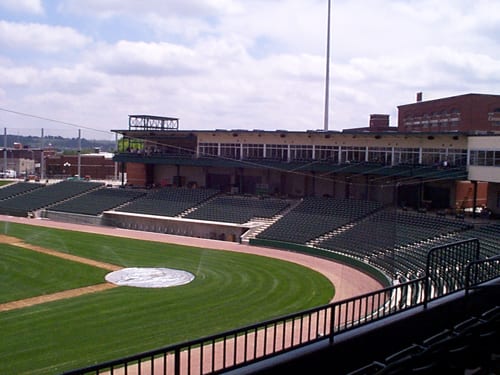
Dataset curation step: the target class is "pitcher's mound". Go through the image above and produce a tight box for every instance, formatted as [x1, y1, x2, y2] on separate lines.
[105, 267, 195, 288]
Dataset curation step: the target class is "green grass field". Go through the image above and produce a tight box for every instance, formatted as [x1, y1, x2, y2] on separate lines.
[0, 180, 14, 187]
[0, 222, 334, 375]
[0, 244, 107, 303]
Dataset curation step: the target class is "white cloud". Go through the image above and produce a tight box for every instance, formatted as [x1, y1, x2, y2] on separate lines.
[89, 40, 201, 76]
[0, 21, 91, 53]
[1, 0, 499, 137]
[0, 0, 43, 14]
[0, 63, 39, 86]
[57, 0, 241, 19]
[146, 14, 214, 42]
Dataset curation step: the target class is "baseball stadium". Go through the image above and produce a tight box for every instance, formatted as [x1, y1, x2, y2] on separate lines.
[0, 93, 499, 374]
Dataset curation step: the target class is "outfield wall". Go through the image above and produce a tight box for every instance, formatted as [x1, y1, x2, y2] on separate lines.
[102, 211, 248, 241]
[42, 209, 251, 242]
[42, 210, 104, 226]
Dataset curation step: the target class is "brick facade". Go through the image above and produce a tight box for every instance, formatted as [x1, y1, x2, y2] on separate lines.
[398, 93, 500, 133]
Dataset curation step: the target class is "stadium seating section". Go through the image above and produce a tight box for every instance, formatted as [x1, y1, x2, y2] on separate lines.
[316, 209, 472, 278]
[48, 187, 146, 216]
[256, 197, 384, 243]
[184, 195, 290, 223]
[0, 180, 103, 216]
[116, 186, 219, 217]
[0, 181, 45, 200]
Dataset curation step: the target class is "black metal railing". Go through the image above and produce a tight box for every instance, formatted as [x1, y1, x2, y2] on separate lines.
[62, 239, 498, 375]
[424, 238, 480, 306]
[465, 254, 500, 293]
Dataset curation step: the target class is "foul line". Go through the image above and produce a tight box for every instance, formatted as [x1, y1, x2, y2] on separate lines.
[0, 284, 117, 312]
[0, 235, 121, 312]
[0, 235, 121, 271]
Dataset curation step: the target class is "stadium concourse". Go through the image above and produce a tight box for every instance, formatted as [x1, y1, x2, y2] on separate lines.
[0, 214, 383, 304]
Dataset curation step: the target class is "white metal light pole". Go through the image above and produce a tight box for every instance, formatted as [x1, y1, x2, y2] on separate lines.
[3, 128, 7, 173]
[40, 128, 45, 180]
[77, 129, 81, 178]
[323, 0, 332, 131]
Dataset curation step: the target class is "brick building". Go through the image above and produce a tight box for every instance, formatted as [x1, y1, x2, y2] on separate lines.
[398, 93, 500, 133]
[45, 152, 117, 180]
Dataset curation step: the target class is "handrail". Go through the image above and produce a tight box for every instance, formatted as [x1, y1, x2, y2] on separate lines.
[465, 255, 500, 294]
[424, 238, 480, 306]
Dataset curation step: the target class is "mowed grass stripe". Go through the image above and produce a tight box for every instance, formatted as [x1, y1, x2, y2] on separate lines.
[0, 243, 109, 304]
[0, 222, 334, 375]
[0, 234, 121, 271]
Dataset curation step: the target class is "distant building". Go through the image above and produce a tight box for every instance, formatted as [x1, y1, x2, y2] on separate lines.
[45, 151, 117, 180]
[398, 93, 500, 133]
[0, 145, 49, 177]
[342, 114, 396, 133]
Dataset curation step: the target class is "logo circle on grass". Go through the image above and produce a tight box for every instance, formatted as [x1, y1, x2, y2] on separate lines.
[105, 267, 195, 288]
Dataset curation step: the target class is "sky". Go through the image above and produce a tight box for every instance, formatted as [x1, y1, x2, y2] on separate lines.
[0, 0, 499, 140]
